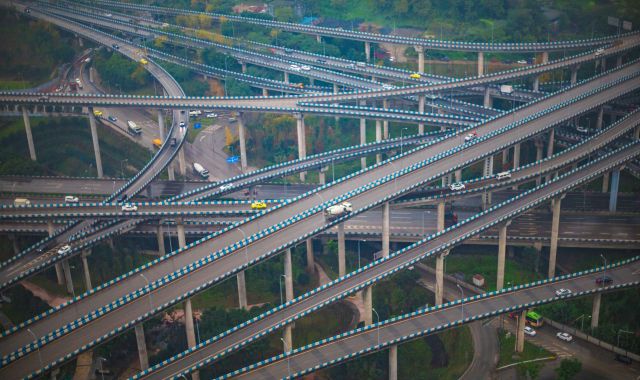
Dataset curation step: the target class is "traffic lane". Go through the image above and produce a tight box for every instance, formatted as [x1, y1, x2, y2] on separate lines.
[233, 263, 639, 379]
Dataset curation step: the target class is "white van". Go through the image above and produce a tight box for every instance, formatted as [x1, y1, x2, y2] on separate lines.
[496, 171, 511, 180]
[13, 198, 30, 206]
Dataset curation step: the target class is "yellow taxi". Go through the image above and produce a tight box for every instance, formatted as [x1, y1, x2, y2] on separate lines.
[139, 58, 149, 65]
[409, 73, 421, 79]
[93, 109, 103, 117]
[251, 201, 267, 210]
[152, 138, 162, 148]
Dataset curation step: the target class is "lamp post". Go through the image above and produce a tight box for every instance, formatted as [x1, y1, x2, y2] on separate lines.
[280, 337, 291, 378]
[400, 127, 408, 155]
[97, 357, 107, 380]
[27, 328, 44, 369]
[372, 307, 380, 346]
[456, 283, 464, 320]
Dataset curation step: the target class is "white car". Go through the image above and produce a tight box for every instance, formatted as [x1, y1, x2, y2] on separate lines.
[464, 132, 477, 142]
[524, 326, 537, 336]
[121, 203, 138, 212]
[576, 126, 589, 133]
[556, 332, 573, 342]
[206, 113, 218, 118]
[555, 288, 572, 297]
[300, 65, 311, 71]
[382, 84, 394, 90]
[57, 245, 71, 255]
[449, 182, 465, 191]
[289, 64, 301, 71]
[516, 60, 527, 64]
[219, 184, 234, 191]
[496, 171, 511, 180]
[64, 195, 79, 203]
[179, 121, 186, 127]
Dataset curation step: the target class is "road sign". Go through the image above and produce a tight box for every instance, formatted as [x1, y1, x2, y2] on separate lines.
[226, 156, 239, 163]
[622, 21, 632, 31]
[608, 16, 620, 27]
[194, 122, 201, 129]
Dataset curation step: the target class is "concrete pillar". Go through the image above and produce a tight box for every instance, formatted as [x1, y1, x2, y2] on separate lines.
[61, 259, 74, 294]
[360, 285, 372, 327]
[338, 223, 346, 277]
[178, 147, 186, 177]
[482, 156, 494, 209]
[241, 62, 247, 73]
[516, 310, 526, 353]
[262, 88, 269, 97]
[477, 51, 484, 77]
[183, 299, 200, 380]
[319, 170, 326, 185]
[238, 114, 248, 173]
[435, 253, 445, 306]
[376, 120, 382, 163]
[533, 52, 549, 92]
[365, 41, 371, 62]
[284, 71, 289, 84]
[333, 83, 339, 94]
[389, 344, 398, 380]
[21, 106, 36, 161]
[168, 165, 175, 181]
[591, 293, 601, 329]
[237, 270, 247, 309]
[382, 99, 389, 140]
[455, 169, 462, 182]
[437, 202, 445, 232]
[316, 35, 321, 43]
[283, 249, 294, 350]
[548, 197, 562, 278]
[9, 234, 19, 255]
[502, 149, 509, 167]
[156, 225, 165, 256]
[416, 45, 425, 74]
[535, 140, 544, 186]
[601, 57, 607, 72]
[47, 221, 65, 285]
[616, 55, 623, 67]
[306, 239, 315, 272]
[295, 113, 307, 181]
[609, 169, 620, 212]
[596, 106, 604, 130]
[176, 222, 186, 248]
[157, 110, 165, 141]
[81, 250, 92, 290]
[602, 172, 610, 193]
[497, 222, 510, 291]
[88, 109, 104, 178]
[418, 95, 425, 134]
[134, 324, 150, 370]
[546, 128, 555, 157]
[360, 116, 367, 170]
[382, 202, 390, 258]
[513, 143, 521, 169]
[570, 66, 578, 86]
[483, 86, 492, 108]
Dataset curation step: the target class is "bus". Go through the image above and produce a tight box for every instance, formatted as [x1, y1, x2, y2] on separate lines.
[526, 311, 544, 327]
[127, 120, 142, 135]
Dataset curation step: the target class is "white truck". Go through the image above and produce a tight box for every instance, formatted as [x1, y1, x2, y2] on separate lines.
[193, 162, 209, 179]
[324, 202, 352, 219]
[499, 85, 514, 94]
[127, 120, 142, 135]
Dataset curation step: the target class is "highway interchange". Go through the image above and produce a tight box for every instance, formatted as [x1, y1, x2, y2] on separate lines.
[0, 1, 639, 379]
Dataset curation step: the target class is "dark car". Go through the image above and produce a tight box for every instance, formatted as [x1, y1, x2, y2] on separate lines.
[117, 194, 127, 203]
[107, 115, 117, 122]
[615, 354, 632, 364]
[169, 137, 177, 147]
[595, 275, 613, 285]
[112, 43, 119, 50]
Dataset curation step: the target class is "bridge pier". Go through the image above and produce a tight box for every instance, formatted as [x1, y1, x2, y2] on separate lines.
[634, 125, 640, 140]
[21, 106, 37, 161]
[382, 202, 390, 258]
[570, 65, 579, 86]
[435, 202, 448, 305]
[482, 156, 494, 210]
[338, 222, 346, 277]
[533, 51, 549, 92]
[389, 344, 398, 380]
[365, 41, 371, 62]
[544, 129, 555, 182]
[535, 140, 545, 185]
[596, 106, 604, 130]
[516, 310, 526, 353]
[81, 249, 92, 290]
[477, 51, 484, 77]
[284, 71, 289, 84]
[241, 62, 247, 74]
[548, 196, 563, 278]
[360, 113, 367, 170]
[134, 325, 150, 370]
[283, 248, 294, 351]
[418, 95, 425, 134]
[238, 114, 248, 173]
[363, 285, 373, 325]
[591, 293, 601, 329]
[156, 225, 165, 256]
[602, 171, 610, 192]
[295, 113, 307, 181]
[316, 34, 321, 43]
[184, 299, 200, 380]
[88, 109, 104, 178]
[319, 169, 326, 185]
[496, 222, 511, 290]
[157, 110, 165, 141]
[483, 86, 492, 108]
[502, 149, 509, 167]
[382, 99, 389, 139]
[61, 259, 74, 294]
[237, 270, 248, 309]
[47, 221, 65, 285]
[415, 45, 425, 74]
[306, 239, 315, 272]
[455, 169, 462, 182]
[600, 57, 607, 72]
[609, 169, 620, 212]
[178, 148, 186, 177]
[262, 88, 268, 96]
[376, 120, 383, 163]
[9, 234, 19, 255]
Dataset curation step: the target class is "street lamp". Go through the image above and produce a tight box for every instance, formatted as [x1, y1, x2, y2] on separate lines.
[97, 357, 107, 380]
[372, 307, 381, 346]
[456, 283, 464, 320]
[27, 328, 44, 369]
[280, 337, 291, 379]
[400, 127, 408, 155]
[574, 314, 591, 331]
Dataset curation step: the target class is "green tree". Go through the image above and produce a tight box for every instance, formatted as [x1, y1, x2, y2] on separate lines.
[517, 361, 542, 380]
[555, 358, 582, 380]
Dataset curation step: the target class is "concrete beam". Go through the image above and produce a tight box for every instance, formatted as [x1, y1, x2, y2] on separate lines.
[21, 106, 36, 161]
[382, 202, 390, 258]
[548, 197, 562, 278]
[238, 114, 248, 173]
[338, 223, 346, 277]
[609, 169, 620, 212]
[134, 324, 150, 370]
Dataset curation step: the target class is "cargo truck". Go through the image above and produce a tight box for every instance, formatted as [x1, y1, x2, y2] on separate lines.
[324, 202, 352, 219]
[193, 162, 209, 179]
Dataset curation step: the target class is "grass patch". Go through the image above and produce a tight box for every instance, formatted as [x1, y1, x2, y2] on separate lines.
[0, 79, 34, 90]
[498, 331, 554, 367]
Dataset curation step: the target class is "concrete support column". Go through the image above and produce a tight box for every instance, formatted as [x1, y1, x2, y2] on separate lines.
[513, 143, 521, 169]
[168, 165, 175, 181]
[376, 120, 383, 163]
[382, 99, 389, 139]
[535, 140, 544, 185]
[22, 106, 36, 161]
[360, 116, 367, 170]
[602, 172, 610, 193]
[262, 88, 269, 97]
[363, 285, 373, 325]
[382, 202, 390, 258]
[238, 114, 248, 173]
[435, 253, 445, 306]
[283, 249, 294, 350]
[156, 225, 165, 256]
[570, 66, 579, 86]
[437, 201, 445, 232]
[497, 222, 511, 291]
[389, 345, 398, 380]
[295, 113, 306, 181]
[601, 57, 607, 72]
[596, 106, 604, 130]
[134, 325, 150, 370]
[157, 110, 165, 141]
[241, 62, 247, 73]
[483, 86, 492, 108]
[338, 223, 346, 277]
[81, 250, 92, 290]
[516, 310, 526, 353]
[237, 270, 247, 309]
[61, 259, 74, 294]
[609, 169, 620, 212]
[591, 293, 602, 329]
[418, 95, 425, 134]
[183, 299, 200, 380]
[455, 169, 462, 182]
[306, 239, 315, 272]
[533, 52, 549, 92]
[634, 125, 640, 140]
[477, 51, 484, 77]
[482, 156, 494, 209]
[333, 83, 339, 94]
[284, 71, 289, 84]
[316, 35, 321, 43]
[319, 170, 326, 185]
[9, 234, 19, 255]
[546, 129, 555, 158]
[365, 41, 371, 62]
[548, 197, 562, 278]
[416, 45, 425, 74]
[88, 109, 104, 178]
[176, 222, 186, 248]
[47, 221, 65, 285]
[502, 149, 509, 167]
